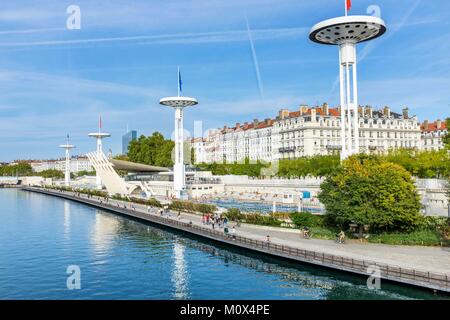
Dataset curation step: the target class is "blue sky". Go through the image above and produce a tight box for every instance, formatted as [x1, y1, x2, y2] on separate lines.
[0, 0, 449, 161]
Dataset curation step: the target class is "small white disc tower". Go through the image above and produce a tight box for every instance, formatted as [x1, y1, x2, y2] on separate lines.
[59, 136, 75, 186]
[159, 96, 198, 199]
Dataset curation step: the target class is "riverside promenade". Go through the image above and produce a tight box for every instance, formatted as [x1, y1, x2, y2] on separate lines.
[23, 187, 450, 293]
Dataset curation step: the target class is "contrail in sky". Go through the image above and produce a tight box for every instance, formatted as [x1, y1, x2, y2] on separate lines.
[245, 14, 264, 98]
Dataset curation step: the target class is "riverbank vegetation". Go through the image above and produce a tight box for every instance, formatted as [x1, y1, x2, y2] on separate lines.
[169, 200, 217, 214]
[196, 158, 269, 177]
[0, 162, 33, 176]
[36, 169, 64, 179]
[193, 148, 449, 179]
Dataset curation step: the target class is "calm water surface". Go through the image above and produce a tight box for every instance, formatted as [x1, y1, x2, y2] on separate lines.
[0, 189, 446, 300]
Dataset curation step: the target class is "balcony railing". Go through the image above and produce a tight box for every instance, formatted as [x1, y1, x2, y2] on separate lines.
[279, 147, 296, 153]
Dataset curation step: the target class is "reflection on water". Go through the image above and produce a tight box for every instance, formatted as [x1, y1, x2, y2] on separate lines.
[0, 189, 447, 300]
[90, 209, 120, 253]
[172, 241, 189, 299]
[63, 201, 71, 240]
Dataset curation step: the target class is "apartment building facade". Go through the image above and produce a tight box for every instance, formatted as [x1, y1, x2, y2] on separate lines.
[191, 103, 443, 164]
[274, 104, 421, 159]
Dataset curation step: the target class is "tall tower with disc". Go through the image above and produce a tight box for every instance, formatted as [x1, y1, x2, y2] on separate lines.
[59, 134, 75, 186]
[309, 2, 386, 160]
[159, 68, 198, 199]
[88, 117, 110, 189]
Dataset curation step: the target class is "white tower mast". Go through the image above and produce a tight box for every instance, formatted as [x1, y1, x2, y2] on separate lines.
[88, 116, 111, 189]
[309, 12, 386, 161]
[159, 68, 198, 199]
[59, 135, 75, 186]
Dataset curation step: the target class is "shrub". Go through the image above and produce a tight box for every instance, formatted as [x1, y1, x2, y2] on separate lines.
[368, 230, 444, 246]
[290, 212, 324, 228]
[169, 200, 216, 214]
[308, 226, 339, 240]
[244, 213, 282, 227]
[225, 208, 245, 222]
[421, 216, 450, 239]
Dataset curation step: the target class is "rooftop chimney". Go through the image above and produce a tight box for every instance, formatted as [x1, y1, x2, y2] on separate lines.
[358, 105, 363, 117]
[383, 106, 391, 118]
[236, 123, 240, 129]
[300, 105, 308, 115]
[310, 108, 317, 122]
[402, 107, 409, 119]
[278, 109, 289, 120]
[322, 103, 329, 115]
[253, 118, 259, 126]
[365, 106, 373, 118]
[436, 119, 442, 129]
[423, 120, 429, 130]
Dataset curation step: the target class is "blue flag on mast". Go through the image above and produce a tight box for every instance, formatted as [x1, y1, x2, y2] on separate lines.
[178, 67, 182, 97]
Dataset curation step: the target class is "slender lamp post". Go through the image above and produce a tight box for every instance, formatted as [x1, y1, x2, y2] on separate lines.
[59, 134, 75, 186]
[159, 68, 198, 199]
[309, 3, 386, 160]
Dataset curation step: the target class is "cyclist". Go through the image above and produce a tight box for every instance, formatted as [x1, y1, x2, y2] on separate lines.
[302, 226, 311, 239]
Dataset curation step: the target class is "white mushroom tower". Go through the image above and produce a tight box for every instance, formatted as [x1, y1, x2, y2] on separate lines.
[88, 116, 110, 189]
[59, 134, 75, 186]
[309, 2, 386, 160]
[159, 68, 198, 199]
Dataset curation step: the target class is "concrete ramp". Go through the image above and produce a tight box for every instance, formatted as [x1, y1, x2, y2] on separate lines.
[86, 151, 131, 196]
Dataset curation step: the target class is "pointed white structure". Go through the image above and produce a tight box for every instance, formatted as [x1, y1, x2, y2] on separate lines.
[88, 116, 110, 189]
[309, 13, 386, 160]
[159, 68, 198, 199]
[59, 135, 75, 186]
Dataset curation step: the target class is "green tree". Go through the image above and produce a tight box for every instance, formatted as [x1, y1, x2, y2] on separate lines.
[76, 170, 96, 177]
[318, 155, 422, 234]
[38, 169, 64, 179]
[278, 155, 340, 178]
[113, 154, 129, 161]
[190, 147, 195, 164]
[0, 162, 33, 176]
[128, 132, 174, 167]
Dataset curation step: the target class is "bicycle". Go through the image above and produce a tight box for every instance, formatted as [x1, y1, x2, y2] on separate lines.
[335, 236, 346, 244]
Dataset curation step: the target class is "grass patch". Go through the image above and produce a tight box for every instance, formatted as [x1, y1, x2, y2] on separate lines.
[310, 226, 339, 240]
[367, 230, 445, 246]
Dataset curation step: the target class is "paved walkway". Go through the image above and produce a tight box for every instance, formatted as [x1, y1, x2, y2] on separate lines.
[54, 190, 450, 275]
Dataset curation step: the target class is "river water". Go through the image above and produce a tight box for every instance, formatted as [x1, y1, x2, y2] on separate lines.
[0, 189, 445, 300]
